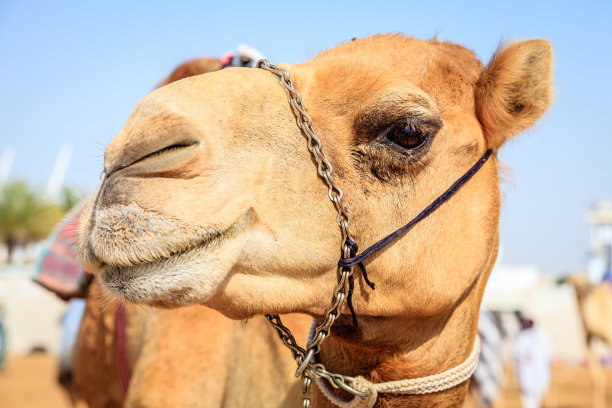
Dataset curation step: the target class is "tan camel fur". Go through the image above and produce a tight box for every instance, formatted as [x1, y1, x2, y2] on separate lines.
[73, 281, 125, 407]
[568, 275, 612, 346]
[76, 34, 553, 407]
[567, 275, 612, 408]
[74, 285, 310, 407]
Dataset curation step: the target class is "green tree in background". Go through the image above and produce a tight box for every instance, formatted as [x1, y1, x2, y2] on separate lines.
[60, 186, 85, 213]
[0, 181, 64, 263]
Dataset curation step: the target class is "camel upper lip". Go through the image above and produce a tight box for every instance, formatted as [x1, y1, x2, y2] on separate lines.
[85, 204, 253, 268]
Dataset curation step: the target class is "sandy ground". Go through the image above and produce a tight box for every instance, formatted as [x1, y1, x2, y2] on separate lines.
[2, 354, 612, 407]
[0, 354, 81, 408]
[494, 362, 612, 408]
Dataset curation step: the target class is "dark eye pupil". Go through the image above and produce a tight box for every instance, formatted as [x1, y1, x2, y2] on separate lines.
[389, 126, 428, 149]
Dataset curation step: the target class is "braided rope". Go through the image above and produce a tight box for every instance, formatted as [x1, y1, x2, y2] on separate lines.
[315, 337, 480, 408]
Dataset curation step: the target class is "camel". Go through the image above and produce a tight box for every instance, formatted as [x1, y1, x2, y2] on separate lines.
[567, 274, 612, 408]
[568, 275, 612, 346]
[75, 34, 553, 407]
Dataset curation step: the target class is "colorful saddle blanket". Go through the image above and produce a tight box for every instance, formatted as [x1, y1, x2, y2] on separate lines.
[34, 201, 90, 299]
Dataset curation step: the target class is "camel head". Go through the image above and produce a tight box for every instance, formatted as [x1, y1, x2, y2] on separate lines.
[78, 35, 553, 324]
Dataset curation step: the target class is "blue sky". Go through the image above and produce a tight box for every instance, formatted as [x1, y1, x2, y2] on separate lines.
[0, 1, 610, 275]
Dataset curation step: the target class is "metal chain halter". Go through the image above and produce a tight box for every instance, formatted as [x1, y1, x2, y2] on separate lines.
[257, 59, 364, 406]
[256, 59, 493, 407]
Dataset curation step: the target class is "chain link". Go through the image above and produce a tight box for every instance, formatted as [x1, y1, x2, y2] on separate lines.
[302, 373, 313, 407]
[258, 59, 365, 405]
[257, 59, 352, 243]
[265, 314, 306, 362]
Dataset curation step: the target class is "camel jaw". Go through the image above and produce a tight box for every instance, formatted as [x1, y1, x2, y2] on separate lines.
[83, 204, 253, 307]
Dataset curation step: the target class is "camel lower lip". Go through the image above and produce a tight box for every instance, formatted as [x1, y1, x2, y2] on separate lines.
[99, 240, 223, 306]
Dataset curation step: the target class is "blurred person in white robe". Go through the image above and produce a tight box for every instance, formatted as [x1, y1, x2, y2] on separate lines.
[513, 317, 552, 408]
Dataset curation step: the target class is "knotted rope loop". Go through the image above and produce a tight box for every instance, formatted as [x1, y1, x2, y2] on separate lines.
[343, 238, 375, 327]
[315, 337, 481, 408]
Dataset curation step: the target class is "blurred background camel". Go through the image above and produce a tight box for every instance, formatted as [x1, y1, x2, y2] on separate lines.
[567, 274, 612, 408]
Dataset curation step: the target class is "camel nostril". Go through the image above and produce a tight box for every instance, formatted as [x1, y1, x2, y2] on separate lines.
[108, 141, 201, 178]
[130, 142, 197, 167]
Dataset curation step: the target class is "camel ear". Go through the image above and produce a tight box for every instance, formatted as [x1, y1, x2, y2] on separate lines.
[475, 39, 553, 150]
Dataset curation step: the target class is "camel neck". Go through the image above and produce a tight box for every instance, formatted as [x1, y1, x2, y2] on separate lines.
[313, 295, 479, 407]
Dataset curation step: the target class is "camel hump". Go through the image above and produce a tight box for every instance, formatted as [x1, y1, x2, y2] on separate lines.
[157, 57, 223, 88]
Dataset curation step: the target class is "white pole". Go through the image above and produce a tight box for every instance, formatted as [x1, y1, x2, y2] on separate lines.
[45, 144, 73, 202]
[0, 147, 16, 188]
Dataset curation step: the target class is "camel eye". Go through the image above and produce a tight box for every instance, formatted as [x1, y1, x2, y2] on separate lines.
[387, 124, 429, 150]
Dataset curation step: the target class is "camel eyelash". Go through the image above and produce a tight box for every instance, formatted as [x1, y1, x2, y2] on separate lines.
[351, 136, 433, 184]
